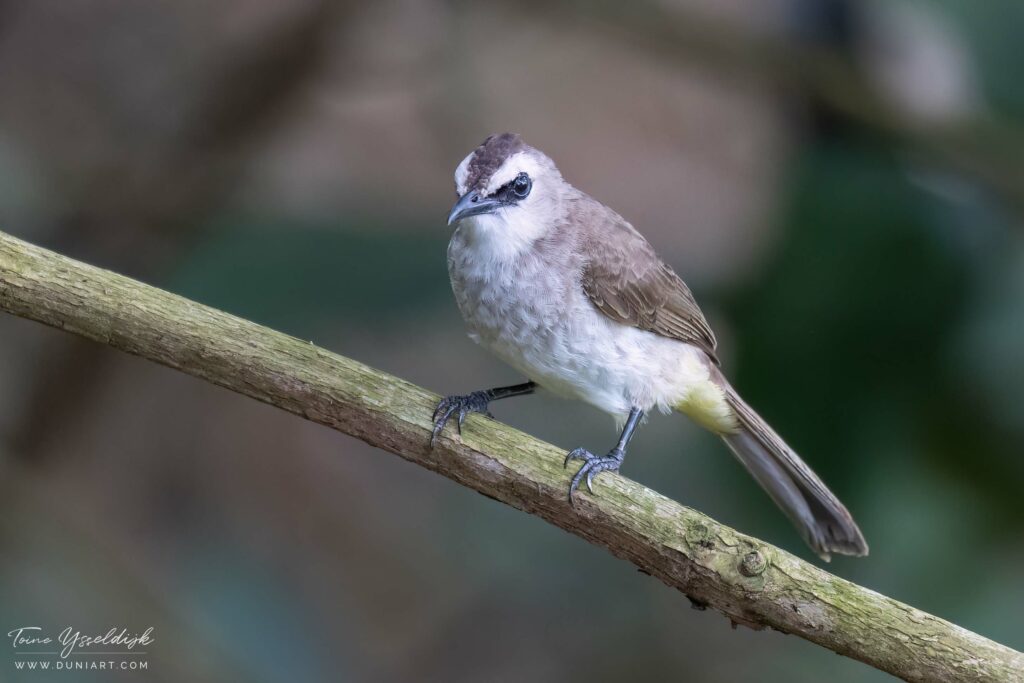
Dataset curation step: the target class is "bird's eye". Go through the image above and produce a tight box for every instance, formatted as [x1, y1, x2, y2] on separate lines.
[512, 172, 532, 199]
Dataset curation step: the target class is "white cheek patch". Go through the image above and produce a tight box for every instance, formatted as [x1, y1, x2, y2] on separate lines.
[454, 152, 473, 196]
[483, 153, 544, 197]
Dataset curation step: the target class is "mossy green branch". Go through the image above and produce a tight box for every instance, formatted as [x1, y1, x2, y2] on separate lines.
[0, 229, 1020, 682]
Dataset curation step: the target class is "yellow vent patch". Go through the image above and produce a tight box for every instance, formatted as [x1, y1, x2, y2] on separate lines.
[675, 380, 739, 434]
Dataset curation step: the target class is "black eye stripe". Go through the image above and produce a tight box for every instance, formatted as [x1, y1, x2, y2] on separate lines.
[486, 172, 532, 203]
[495, 172, 531, 200]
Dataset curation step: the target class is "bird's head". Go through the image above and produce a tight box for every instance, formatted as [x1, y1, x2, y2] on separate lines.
[448, 133, 566, 251]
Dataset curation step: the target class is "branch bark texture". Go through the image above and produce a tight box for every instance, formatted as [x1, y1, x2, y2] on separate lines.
[0, 230, 1020, 683]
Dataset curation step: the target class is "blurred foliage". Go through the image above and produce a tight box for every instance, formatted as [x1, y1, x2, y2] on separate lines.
[167, 217, 451, 336]
[940, 0, 1024, 118]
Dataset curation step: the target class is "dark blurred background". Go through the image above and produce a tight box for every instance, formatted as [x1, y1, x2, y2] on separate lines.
[1, 1, 1022, 681]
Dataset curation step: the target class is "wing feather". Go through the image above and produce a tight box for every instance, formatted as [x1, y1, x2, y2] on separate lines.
[580, 215, 718, 363]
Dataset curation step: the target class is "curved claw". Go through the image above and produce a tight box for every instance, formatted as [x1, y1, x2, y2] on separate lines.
[563, 447, 590, 469]
[430, 403, 459, 447]
[430, 392, 493, 447]
[564, 448, 625, 505]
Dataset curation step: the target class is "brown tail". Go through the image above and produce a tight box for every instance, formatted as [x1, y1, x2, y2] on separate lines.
[718, 381, 868, 560]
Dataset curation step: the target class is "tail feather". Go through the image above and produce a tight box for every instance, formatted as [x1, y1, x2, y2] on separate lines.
[718, 384, 868, 560]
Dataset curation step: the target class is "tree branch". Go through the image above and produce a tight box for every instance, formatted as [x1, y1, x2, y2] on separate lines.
[0, 229, 1020, 682]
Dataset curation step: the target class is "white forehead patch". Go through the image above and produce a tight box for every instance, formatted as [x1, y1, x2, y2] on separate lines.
[454, 152, 474, 196]
[482, 152, 544, 196]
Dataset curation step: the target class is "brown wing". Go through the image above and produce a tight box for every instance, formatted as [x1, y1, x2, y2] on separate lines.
[580, 216, 719, 364]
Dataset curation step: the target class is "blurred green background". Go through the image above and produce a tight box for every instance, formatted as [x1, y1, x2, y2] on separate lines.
[1, 1, 1022, 681]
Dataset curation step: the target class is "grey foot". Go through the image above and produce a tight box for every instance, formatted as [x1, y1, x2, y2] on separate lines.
[564, 447, 625, 504]
[431, 392, 494, 446]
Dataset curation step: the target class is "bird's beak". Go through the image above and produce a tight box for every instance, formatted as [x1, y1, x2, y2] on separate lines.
[448, 191, 501, 226]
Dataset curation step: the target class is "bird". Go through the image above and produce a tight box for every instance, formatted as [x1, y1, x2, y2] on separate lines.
[433, 132, 867, 560]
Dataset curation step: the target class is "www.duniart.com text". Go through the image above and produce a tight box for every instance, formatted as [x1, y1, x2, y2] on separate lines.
[15, 660, 148, 671]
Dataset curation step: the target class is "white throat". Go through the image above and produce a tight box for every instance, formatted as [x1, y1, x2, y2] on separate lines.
[456, 209, 547, 264]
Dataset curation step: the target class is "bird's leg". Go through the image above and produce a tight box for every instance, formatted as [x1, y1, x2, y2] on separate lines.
[431, 381, 537, 446]
[564, 407, 644, 504]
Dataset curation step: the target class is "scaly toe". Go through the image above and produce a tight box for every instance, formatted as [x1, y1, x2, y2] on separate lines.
[430, 405, 457, 446]
[430, 392, 493, 447]
[565, 450, 624, 504]
[563, 447, 593, 468]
